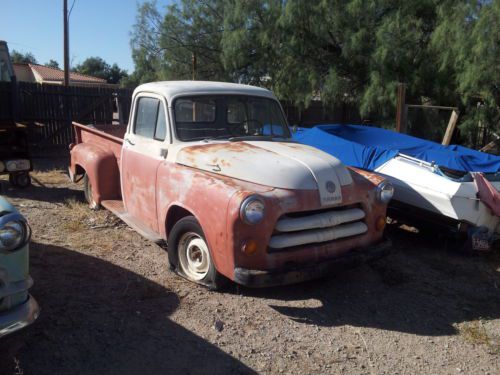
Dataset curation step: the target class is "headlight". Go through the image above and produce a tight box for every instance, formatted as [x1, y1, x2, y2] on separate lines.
[0, 161, 5, 173]
[5, 159, 31, 172]
[0, 213, 30, 252]
[376, 181, 394, 204]
[240, 196, 265, 225]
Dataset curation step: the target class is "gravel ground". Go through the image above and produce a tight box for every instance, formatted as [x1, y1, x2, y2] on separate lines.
[0, 159, 499, 375]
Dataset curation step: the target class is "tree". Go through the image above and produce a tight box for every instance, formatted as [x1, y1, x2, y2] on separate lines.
[128, 0, 499, 147]
[45, 59, 60, 69]
[73, 57, 128, 84]
[432, 0, 500, 146]
[10, 50, 38, 64]
[126, 1, 164, 86]
[129, 0, 227, 83]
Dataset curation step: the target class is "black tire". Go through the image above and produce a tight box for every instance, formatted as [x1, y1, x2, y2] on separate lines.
[83, 174, 100, 210]
[9, 172, 31, 188]
[168, 216, 226, 290]
[8, 173, 16, 187]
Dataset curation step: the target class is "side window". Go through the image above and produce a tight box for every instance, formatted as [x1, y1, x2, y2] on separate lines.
[134, 97, 167, 141]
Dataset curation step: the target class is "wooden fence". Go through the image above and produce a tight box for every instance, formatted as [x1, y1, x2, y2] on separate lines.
[0, 82, 14, 121]
[0, 81, 132, 152]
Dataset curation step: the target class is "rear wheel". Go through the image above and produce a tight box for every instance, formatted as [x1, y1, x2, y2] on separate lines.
[168, 216, 226, 290]
[9, 172, 31, 188]
[83, 174, 100, 210]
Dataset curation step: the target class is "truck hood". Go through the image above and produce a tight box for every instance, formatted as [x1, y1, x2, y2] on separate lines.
[175, 141, 353, 206]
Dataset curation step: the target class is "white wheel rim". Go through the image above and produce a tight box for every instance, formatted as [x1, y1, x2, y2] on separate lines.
[178, 232, 211, 281]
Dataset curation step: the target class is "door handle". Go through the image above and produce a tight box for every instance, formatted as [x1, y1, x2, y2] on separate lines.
[125, 138, 135, 146]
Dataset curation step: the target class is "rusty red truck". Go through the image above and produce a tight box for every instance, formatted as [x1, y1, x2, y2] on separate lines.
[69, 81, 392, 288]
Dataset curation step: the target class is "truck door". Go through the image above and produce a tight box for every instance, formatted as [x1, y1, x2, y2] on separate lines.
[121, 94, 169, 233]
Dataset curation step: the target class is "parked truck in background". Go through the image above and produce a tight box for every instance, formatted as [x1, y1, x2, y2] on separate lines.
[68, 81, 393, 288]
[0, 41, 32, 188]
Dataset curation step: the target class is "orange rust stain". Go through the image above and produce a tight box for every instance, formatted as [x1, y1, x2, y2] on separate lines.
[183, 142, 260, 155]
[349, 167, 385, 185]
[220, 159, 231, 167]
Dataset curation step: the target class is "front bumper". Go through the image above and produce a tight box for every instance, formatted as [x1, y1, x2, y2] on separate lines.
[233, 238, 392, 287]
[0, 295, 39, 338]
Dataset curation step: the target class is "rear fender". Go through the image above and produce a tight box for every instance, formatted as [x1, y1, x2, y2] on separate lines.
[70, 143, 121, 203]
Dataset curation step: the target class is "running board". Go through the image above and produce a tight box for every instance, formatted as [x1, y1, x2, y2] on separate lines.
[101, 200, 165, 244]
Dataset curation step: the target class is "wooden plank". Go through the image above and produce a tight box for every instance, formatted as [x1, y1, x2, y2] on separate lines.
[406, 104, 458, 111]
[442, 109, 460, 145]
[395, 83, 406, 132]
[480, 133, 499, 152]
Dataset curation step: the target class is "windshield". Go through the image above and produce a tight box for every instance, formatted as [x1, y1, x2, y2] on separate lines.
[173, 95, 290, 141]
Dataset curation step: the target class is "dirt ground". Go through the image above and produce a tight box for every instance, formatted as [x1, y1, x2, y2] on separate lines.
[0, 159, 499, 375]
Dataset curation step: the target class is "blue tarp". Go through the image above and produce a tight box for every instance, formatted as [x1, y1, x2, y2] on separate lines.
[292, 124, 500, 173]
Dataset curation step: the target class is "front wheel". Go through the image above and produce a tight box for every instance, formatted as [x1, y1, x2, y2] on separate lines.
[168, 216, 226, 290]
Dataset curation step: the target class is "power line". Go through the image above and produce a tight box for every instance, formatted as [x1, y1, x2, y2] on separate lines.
[68, 0, 77, 19]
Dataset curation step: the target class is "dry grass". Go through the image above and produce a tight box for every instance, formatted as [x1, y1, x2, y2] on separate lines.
[458, 321, 490, 345]
[456, 320, 499, 354]
[59, 197, 128, 251]
[32, 169, 69, 185]
[64, 198, 89, 218]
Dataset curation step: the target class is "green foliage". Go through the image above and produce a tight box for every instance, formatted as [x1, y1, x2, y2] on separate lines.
[432, 0, 499, 145]
[129, 0, 499, 147]
[129, 0, 227, 84]
[10, 50, 37, 64]
[73, 56, 128, 84]
[45, 59, 60, 69]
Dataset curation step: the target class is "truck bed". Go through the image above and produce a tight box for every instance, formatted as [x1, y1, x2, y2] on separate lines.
[73, 122, 126, 162]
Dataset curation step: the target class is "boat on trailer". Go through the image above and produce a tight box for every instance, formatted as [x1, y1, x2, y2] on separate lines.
[293, 124, 500, 250]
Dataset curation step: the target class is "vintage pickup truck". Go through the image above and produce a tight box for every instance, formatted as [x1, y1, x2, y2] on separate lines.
[69, 81, 393, 288]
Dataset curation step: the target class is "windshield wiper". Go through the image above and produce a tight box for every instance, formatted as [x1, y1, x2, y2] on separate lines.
[200, 135, 232, 142]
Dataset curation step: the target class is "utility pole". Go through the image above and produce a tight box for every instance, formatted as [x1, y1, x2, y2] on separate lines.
[63, 0, 69, 87]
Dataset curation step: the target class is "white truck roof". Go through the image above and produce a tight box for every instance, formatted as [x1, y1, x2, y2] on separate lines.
[135, 80, 277, 102]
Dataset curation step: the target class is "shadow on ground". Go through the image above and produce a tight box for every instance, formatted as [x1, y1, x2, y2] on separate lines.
[0, 243, 254, 375]
[0, 182, 80, 204]
[236, 228, 500, 337]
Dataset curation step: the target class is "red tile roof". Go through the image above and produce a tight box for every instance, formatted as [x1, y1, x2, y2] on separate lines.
[13, 63, 107, 84]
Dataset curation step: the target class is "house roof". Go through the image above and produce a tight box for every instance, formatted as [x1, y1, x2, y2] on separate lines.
[13, 63, 107, 84]
[136, 81, 276, 102]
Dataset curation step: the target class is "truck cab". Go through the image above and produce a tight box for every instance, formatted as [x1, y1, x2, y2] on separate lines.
[69, 81, 392, 288]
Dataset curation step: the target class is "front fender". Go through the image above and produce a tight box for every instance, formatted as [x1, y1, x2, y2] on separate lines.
[70, 143, 121, 203]
[157, 164, 253, 280]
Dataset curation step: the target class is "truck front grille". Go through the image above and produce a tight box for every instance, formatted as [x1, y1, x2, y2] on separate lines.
[268, 206, 367, 250]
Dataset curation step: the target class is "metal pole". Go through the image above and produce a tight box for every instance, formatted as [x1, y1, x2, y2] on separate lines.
[63, 0, 69, 87]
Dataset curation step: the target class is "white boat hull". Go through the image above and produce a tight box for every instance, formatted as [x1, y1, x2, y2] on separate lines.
[375, 156, 500, 234]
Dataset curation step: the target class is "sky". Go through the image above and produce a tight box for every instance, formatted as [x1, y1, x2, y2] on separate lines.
[0, 0, 163, 73]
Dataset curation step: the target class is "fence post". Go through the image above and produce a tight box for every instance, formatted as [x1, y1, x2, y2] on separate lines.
[395, 83, 406, 133]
